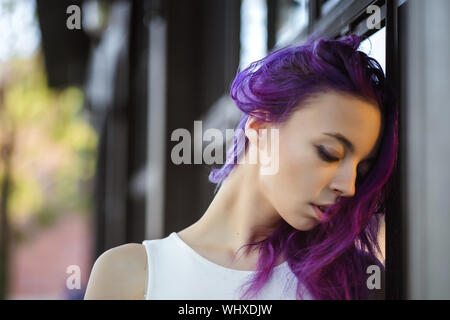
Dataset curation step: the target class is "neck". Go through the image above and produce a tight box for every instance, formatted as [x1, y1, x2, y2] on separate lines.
[186, 161, 283, 258]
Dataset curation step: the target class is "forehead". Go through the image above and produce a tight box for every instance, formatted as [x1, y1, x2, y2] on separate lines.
[284, 91, 382, 158]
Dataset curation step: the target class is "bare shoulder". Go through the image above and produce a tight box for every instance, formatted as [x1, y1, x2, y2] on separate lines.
[84, 243, 148, 300]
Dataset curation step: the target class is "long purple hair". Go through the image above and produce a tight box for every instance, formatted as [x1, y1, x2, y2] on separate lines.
[208, 34, 398, 300]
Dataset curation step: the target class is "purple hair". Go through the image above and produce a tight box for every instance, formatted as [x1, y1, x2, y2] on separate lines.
[208, 34, 398, 300]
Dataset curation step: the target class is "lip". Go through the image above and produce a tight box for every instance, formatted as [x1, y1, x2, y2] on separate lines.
[310, 204, 324, 220]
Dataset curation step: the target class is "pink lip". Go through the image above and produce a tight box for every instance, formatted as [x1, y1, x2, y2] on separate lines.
[311, 204, 324, 220]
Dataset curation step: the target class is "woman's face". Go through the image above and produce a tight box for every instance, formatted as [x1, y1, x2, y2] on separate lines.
[250, 90, 382, 231]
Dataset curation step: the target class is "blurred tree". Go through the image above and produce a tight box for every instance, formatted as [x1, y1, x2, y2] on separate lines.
[0, 51, 98, 298]
[0, 72, 14, 300]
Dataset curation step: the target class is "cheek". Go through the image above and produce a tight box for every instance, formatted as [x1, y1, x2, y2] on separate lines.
[280, 139, 324, 193]
[259, 141, 321, 213]
[259, 144, 331, 230]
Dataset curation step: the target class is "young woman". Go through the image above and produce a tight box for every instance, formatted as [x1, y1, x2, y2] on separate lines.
[84, 34, 397, 300]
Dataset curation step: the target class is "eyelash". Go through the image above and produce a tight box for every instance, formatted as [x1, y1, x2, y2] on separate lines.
[316, 145, 340, 163]
[315, 145, 373, 180]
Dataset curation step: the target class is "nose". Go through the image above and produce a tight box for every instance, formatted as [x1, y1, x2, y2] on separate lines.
[329, 162, 357, 198]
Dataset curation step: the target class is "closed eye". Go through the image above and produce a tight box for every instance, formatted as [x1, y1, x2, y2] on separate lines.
[315, 144, 375, 183]
[315, 145, 340, 163]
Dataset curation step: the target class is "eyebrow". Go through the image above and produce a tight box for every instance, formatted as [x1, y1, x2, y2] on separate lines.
[323, 132, 376, 161]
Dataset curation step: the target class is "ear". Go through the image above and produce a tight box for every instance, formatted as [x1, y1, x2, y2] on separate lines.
[244, 115, 268, 145]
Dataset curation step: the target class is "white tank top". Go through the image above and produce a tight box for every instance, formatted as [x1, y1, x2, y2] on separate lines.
[142, 232, 312, 300]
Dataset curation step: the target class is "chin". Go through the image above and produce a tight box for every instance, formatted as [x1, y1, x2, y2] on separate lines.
[285, 216, 318, 231]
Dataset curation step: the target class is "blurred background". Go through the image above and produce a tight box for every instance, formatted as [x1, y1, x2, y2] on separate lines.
[0, 0, 448, 300]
